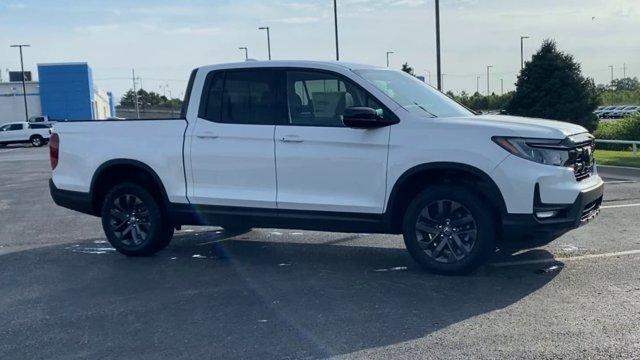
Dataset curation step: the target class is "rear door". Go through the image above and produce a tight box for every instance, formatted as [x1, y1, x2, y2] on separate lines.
[188, 69, 285, 208]
[274, 69, 392, 213]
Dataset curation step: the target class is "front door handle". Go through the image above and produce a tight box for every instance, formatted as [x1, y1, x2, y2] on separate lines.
[280, 135, 304, 143]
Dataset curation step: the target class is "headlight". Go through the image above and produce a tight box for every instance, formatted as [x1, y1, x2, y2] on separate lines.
[492, 136, 570, 166]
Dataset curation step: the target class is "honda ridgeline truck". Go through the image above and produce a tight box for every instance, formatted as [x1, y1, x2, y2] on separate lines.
[49, 61, 603, 274]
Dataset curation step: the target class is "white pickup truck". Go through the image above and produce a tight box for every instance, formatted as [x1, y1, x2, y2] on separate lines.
[50, 61, 603, 274]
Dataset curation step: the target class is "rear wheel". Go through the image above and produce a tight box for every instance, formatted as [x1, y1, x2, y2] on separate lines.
[30, 135, 44, 147]
[402, 184, 496, 275]
[101, 182, 173, 256]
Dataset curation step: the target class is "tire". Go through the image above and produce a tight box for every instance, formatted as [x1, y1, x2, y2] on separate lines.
[101, 182, 174, 256]
[30, 135, 44, 147]
[402, 184, 496, 275]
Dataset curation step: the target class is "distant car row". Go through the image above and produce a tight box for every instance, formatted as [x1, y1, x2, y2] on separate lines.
[595, 105, 640, 119]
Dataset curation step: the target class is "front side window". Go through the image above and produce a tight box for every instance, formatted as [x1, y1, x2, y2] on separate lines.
[287, 71, 383, 127]
[354, 69, 473, 118]
[0, 125, 9, 132]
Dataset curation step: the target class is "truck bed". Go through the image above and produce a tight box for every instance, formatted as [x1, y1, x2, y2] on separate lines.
[51, 119, 189, 204]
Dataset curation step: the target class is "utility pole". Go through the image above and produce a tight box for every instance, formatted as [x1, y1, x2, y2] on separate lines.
[239, 47, 248, 60]
[609, 65, 614, 84]
[476, 75, 480, 94]
[623, 63, 627, 78]
[486, 65, 493, 95]
[440, 73, 445, 91]
[520, 36, 529, 70]
[333, 0, 339, 61]
[258, 27, 271, 60]
[10, 44, 30, 122]
[132, 69, 140, 119]
[500, 78, 504, 95]
[435, 0, 442, 90]
[386, 51, 394, 67]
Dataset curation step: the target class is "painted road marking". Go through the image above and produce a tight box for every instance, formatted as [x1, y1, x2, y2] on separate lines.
[604, 180, 637, 184]
[492, 249, 640, 267]
[601, 203, 640, 209]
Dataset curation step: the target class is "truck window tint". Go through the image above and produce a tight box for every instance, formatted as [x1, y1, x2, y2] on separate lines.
[220, 71, 280, 125]
[8, 124, 23, 131]
[287, 71, 382, 127]
[200, 72, 224, 122]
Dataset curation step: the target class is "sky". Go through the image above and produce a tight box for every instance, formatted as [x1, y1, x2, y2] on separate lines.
[0, 0, 638, 100]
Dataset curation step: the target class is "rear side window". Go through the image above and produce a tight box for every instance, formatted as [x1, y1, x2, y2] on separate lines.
[29, 124, 49, 129]
[199, 72, 224, 122]
[221, 70, 281, 125]
[8, 124, 23, 131]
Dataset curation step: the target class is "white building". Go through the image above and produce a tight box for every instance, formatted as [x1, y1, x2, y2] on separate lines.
[0, 82, 42, 123]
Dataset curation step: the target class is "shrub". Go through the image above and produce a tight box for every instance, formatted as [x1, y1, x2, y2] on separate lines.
[594, 114, 640, 150]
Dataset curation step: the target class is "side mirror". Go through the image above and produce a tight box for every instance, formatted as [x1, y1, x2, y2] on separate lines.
[342, 107, 390, 129]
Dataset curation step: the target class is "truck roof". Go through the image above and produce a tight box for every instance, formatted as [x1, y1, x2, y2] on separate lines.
[196, 60, 383, 73]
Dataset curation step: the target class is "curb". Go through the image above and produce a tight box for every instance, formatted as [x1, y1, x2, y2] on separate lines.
[598, 165, 640, 180]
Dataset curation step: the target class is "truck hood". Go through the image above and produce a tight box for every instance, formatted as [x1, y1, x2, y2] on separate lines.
[471, 115, 588, 139]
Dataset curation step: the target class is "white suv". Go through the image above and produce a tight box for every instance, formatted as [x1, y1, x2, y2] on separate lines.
[0, 122, 51, 147]
[49, 61, 603, 274]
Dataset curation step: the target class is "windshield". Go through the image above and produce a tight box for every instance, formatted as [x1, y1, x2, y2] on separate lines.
[354, 69, 473, 118]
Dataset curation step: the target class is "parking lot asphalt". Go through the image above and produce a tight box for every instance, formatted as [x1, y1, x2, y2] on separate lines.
[1, 145, 640, 359]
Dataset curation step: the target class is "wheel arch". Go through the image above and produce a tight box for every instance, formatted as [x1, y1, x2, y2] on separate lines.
[385, 162, 507, 233]
[90, 159, 170, 215]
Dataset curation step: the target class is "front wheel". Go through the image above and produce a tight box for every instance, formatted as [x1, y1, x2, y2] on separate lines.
[402, 184, 496, 275]
[30, 135, 44, 147]
[101, 182, 174, 256]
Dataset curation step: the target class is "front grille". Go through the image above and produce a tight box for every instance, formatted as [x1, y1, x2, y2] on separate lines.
[570, 140, 595, 181]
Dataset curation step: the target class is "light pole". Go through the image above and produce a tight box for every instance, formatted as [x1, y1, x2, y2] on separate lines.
[435, 0, 442, 90]
[333, 0, 339, 61]
[520, 36, 529, 70]
[500, 78, 504, 95]
[609, 65, 614, 84]
[258, 27, 271, 60]
[425, 70, 431, 84]
[476, 75, 480, 94]
[239, 46, 248, 60]
[486, 65, 493, 95]
[10, 44, 30, 122]
[386, 51, 394, 68]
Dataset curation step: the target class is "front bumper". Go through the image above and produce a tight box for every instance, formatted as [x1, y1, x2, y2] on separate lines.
[501, 179, 603, 244]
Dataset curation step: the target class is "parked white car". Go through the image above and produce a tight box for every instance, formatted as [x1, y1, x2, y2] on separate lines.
[0, 122, 51, 147]
[49, 61, 603, 274]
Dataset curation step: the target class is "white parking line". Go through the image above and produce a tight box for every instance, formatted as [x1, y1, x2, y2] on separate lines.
[492, 249, 640, 267]
[601, 203, 640, 209]
[604, 180, 637, 184]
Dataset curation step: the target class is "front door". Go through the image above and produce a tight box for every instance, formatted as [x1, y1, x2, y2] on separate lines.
[188, 69, 284, 208]
[275, 70, 392, 214]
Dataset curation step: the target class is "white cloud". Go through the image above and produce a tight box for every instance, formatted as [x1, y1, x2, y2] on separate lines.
[269, 16, 326, 24]
[73, 24, 120, 33]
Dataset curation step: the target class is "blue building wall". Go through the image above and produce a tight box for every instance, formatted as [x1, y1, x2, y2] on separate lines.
[38, 63, 94, 121]
[107, 91, 116, 118]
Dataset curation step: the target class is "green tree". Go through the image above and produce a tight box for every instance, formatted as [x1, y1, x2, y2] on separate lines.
[119, 89, 182, 110]
[401, 62, 415, 76]
[505, 39, 599, 131]
[611, 77, 640, 91]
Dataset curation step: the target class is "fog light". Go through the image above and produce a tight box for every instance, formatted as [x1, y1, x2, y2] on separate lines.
[536, 210, 558, 219]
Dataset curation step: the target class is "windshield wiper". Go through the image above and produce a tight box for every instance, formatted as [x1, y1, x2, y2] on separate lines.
[412, 102, 437, 118]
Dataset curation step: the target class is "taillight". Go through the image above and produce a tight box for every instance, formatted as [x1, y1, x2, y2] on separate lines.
[50, 133, 59, 170]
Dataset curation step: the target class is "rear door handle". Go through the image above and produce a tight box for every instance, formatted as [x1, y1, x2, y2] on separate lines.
[280, 135, 304, 143]
[196, 132, 219, 139]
